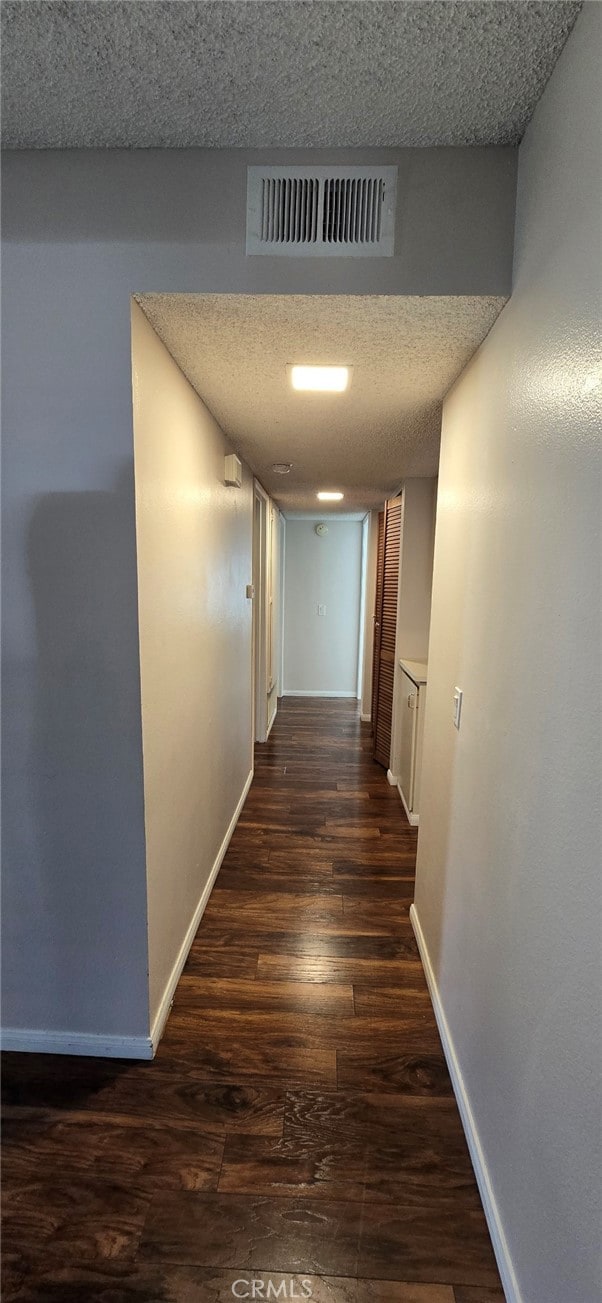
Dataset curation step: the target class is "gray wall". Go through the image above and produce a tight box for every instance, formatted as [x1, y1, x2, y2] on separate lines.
[414, 7, 602, 1300]
[2, 147, 517, 295]
[1, 233, 150, 1038]
[1, 145, 516, 1041]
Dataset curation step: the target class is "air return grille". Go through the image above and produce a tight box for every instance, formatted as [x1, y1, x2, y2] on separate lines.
[246, 166, 397, 257]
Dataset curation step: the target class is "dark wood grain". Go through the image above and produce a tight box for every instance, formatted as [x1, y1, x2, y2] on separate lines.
[341, 895, 411, 927]
[155, 1038, 338, 1087]
[188, 927, 420, 960]
[453, 1289, 506, 1303]
[336, 1049, 453, 1096]
[219, 1126, 481, 1209]
[219, 1131, 370, 1201]
[1, 1109, 225, 1193]
[358, 1202, 500, 1286]
[216, 869, 353, 896]
[3, 1069, 284, 1133]
[352, 984, 433, 1015]
[4, 1266, 456, 1302]
[1, 697, 501, 1297]
[2, 1177, 150, 1267]
[183, 945, 259, 978]
[173, 976, 355, 1016]
[163, 1010, 444, 1055]
[257, 954, 428, 987]
[139, 1192, 363, 1275]
[332, 856, 417, 875]
[203, 889, 344, 930]
[283, 1090, 474, 1154]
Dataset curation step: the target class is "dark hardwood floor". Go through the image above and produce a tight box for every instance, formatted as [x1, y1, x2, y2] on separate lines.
[1, 699, 504, 1302]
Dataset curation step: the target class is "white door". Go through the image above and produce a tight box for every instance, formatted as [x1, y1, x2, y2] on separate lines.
[399, 670, 418, 810]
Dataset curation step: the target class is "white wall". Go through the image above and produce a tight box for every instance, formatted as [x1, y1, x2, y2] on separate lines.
[0, 144, 516, 1045]
[414, 8, 602, 1301]
[267, 499, 281, 734]
[131, 302, 254, 1031]
[390, 478, 437, 782]
[277, 512, 286, 697]
[396, 479, 437, 664]
[283, 519, 363, 696]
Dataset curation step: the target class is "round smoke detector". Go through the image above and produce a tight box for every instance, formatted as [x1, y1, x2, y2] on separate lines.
[315, 523, 329, 537]
[271, 462, 293, 475]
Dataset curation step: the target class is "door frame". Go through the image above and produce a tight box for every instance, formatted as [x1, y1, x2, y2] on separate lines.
[373, 494, 403, 767]
[253, 479, 270, 744]
[371, 509, 386, 732]
[356, 514, 370, 701]
[278, 512, 286, 698]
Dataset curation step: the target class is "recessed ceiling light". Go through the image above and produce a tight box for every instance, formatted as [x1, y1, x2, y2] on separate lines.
[271, 462, 293, 474]
[317, 491, 344, 502]
[289, 365, 350, 393]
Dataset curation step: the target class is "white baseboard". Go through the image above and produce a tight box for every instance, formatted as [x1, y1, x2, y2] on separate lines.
[150, 766, 254, 1052]
[266, 708, 277, 739]
[0, 1028, 154, 1059]
[386, 769, 419, 825]
[398, 782, 419, 827]
[410, 903, 520, 1303]
[360, 711, 371, 722]
[282, 690, 358, 698]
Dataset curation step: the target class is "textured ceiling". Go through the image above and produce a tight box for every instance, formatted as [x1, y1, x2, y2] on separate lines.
[2, 1, 581, 149]
[135, 294, 506, 512]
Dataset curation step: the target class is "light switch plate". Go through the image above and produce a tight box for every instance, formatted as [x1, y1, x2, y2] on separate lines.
[317, 604, 326, 616]
[453, 688, 463, 729]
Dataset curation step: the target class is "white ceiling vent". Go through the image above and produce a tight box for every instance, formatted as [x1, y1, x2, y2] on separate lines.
[246, 166, 397, 257]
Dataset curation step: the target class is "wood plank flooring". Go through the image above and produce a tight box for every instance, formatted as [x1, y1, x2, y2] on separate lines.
[1, 698, 504, 1302]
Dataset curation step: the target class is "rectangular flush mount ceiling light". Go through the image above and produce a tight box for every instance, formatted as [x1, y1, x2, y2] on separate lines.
[289, 365, 350, 392]
[317, 491, 344, 501]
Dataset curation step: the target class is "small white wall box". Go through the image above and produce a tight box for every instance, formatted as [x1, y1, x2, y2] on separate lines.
[224, 454, 242, 487]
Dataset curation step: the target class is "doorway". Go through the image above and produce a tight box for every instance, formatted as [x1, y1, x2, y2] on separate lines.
[253, 481, 269, 744]
[281, 516, 365, 699]
[372, 495, 403, 767]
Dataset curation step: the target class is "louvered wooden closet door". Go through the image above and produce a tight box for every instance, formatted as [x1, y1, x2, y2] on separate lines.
[371, 511, 385, 731]
[373, 496, 402, 768]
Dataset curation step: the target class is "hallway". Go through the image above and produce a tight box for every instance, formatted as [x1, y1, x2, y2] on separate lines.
[2, 699, 502, 1301]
